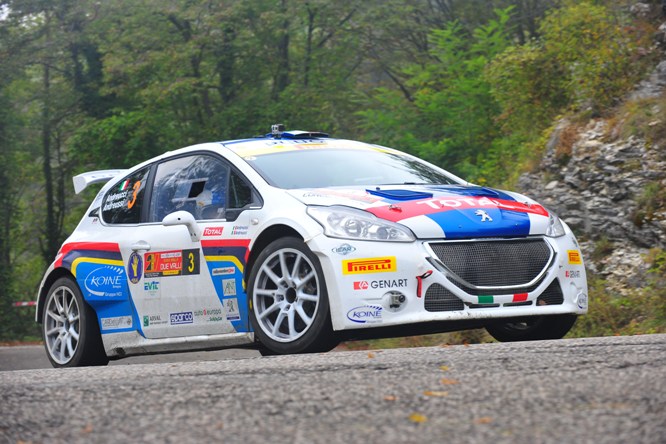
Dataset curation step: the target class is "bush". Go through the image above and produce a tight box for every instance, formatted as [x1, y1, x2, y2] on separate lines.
[539, 0, 654, 113]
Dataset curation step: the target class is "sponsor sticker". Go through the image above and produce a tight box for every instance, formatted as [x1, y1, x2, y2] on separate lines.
[342, 257, 396, 275]
[347, 305, 383, 324]
[231, 225, 249, 236]
[353, 279, 407, 290]
[193, 308, 223, 322]
[101, 316, 132, 331]
[170, 311, 193, 325]
[103, 190, 129, 212]
[223, 279, 237, 296]
[353, 281, 369, 290]
[143, 314, 166, 327]
[145, 249, 200, 278]
[224, 298, 241, 321]
[331, 243, 356, 255]
[577, 293, 588, 309]
[127, 252, 143, 284]
[565, 270, 581, 279]
[212, 267, 235, 276]
[84, 265, 125, 298]
[143, 280, 160, 294]
[567, 250, 582, 265]
[203, 226, 224, 237]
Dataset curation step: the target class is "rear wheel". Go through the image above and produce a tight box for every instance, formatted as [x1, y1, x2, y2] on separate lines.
[248, 237, 338, 355]
[485, 314, 577, 342]
[42, 277, 109, 367]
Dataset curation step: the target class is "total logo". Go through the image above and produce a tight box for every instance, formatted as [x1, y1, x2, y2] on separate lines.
[203, 226, 224, 237]
[347, 305, 383, 324]
[353, 279, 408, 290]
[170, 311, 193, 325]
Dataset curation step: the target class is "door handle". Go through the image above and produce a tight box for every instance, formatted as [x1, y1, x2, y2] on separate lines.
[131, 240, 151, 251]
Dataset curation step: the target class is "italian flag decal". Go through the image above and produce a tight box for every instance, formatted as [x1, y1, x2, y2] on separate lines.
[119, 179, 130, 191]
[478, 293, 528, 304]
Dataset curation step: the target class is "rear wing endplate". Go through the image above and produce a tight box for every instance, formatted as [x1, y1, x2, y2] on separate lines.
[73, 169, 128, 194]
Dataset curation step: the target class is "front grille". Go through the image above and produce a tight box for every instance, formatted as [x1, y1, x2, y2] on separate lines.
[428, 238, 552, 290]
[537, 279, 564, 305]
[449, 277, 543, 296]
[424, 284, 464, 312]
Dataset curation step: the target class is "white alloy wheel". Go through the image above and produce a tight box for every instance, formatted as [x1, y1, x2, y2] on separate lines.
[44, 285, 81, 365]
[42, 277, 108, 367]
[249, 237, 337, 355]
[253, 247, 320, 342]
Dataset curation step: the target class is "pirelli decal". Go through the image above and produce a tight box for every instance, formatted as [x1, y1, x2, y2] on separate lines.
[342, 257, 397, 275]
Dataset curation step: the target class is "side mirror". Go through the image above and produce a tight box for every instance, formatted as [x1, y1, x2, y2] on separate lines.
[162, 211, 200, 242]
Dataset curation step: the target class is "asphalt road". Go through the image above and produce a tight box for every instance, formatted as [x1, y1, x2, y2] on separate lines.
[1, 334, 665, 444]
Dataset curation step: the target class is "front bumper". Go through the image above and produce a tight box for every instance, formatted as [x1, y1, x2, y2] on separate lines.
[307, 227, 588, 332]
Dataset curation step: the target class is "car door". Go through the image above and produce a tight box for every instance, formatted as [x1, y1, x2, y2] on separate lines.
[118, 153, 257, 339]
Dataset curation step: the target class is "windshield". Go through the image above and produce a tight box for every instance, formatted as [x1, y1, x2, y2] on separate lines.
[243, 148, 460, 189]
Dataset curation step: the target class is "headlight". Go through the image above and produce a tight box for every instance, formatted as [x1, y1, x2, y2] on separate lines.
[545, 210, 566, 237]
[307, 206, 415, 242]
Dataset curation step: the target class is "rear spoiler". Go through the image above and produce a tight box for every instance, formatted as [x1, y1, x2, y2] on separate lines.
[73, 169, 128, 194]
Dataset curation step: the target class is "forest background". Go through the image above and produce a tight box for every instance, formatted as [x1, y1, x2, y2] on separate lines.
[0, 0, 663, 343]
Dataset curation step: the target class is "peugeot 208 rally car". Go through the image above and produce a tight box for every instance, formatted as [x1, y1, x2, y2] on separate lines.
[36, 125, 587, 367]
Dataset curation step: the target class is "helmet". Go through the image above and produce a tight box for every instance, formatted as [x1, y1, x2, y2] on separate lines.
[196, 189, 224, 219]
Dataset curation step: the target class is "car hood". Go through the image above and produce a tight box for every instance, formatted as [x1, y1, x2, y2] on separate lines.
[288, 185, 551, 239]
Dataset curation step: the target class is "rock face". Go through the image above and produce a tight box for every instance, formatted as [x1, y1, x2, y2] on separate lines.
[518, 68, 666, 293]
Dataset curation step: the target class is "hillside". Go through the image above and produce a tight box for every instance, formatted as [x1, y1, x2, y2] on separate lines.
[517, 60, 666, 335]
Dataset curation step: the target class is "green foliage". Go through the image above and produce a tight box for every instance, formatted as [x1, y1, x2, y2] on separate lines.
[615, 95, 666, 145]
[538, 0, 654, 113]
[359, 7, 515, 180]
[71, 111, 177, 169]
[485, 43, 567, 140]
[632, 181, 666, 227]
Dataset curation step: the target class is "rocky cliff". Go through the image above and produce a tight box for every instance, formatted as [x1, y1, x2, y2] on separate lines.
[518, 60, 666, 295]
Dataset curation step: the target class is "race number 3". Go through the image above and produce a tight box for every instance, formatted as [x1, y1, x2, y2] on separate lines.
[182, 249, 200, 275]
[127, 181, 141, 209]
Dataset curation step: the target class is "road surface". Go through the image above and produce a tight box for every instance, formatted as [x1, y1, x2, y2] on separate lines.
[1, 334, 664, 443]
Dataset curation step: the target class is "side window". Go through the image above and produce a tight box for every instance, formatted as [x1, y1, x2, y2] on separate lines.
[228, 170, 253, 209]
[101, 167, 150, 224]
[149, 154, 229, 222]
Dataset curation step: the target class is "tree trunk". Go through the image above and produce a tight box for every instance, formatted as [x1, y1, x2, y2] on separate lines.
[272, 0, 290, 100]
[41, 59, 58, 263]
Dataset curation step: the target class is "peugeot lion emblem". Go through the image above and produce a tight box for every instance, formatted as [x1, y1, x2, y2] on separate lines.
[475, 210, 493, 222]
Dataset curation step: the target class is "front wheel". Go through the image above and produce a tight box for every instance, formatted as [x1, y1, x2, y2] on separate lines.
[42, 277, 109, 367]
[485, 314, 577, 342]
[248, 237, 338, 355]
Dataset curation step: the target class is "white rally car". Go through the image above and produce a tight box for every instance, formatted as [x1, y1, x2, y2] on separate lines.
[36, 126, 588, 367]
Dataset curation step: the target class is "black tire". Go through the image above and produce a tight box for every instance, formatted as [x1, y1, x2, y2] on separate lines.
[42, 277, 109, 367]
[248, 237, 338, 355]
[485, 314, 577, 342]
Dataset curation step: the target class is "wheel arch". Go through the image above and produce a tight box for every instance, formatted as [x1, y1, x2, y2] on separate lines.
[36, 268, 77, 324]
[245, 224, 303, 287]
